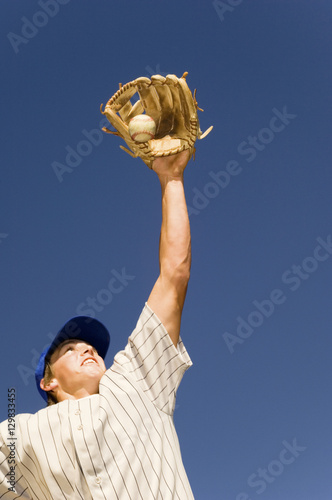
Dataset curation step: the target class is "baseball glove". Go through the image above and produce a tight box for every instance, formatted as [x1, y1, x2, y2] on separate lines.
[100, 72, 213, 169]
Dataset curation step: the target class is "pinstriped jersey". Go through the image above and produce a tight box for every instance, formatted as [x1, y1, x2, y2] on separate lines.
[0, 304, 194, 499]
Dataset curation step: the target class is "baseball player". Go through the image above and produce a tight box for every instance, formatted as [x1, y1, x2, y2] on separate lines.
[0, 73, 211, 499]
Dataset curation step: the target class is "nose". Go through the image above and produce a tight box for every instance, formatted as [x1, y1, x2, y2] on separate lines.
[80, 345, 95, 356]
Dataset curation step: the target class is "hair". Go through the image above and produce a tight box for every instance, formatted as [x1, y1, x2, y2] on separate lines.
[43, 361, 58, 406]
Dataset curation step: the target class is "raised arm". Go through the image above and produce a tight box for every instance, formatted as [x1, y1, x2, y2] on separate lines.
[147, 150, 191, 346]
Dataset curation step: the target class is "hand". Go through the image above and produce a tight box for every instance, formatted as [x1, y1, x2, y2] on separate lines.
[152, 150, 191, 179]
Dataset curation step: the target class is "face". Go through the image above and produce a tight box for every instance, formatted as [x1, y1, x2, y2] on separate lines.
[44, 339, 106, 401]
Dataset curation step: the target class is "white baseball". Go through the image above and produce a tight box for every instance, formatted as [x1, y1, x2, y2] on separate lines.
[128, 114, 156, 142]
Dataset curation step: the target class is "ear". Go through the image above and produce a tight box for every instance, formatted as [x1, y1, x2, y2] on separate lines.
[40, 378, 58, 393]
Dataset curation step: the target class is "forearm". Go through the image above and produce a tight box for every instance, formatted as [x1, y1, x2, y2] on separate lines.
[147, 150, 191, 345]
[158, 174, 191, 297]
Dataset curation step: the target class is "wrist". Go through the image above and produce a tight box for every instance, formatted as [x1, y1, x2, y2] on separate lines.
[152, 150, 190, 178]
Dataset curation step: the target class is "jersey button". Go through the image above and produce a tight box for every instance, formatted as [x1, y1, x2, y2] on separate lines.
[75, 410, 80, 415]
[95, 477, 101, 484]
[77, 424, 83, 430]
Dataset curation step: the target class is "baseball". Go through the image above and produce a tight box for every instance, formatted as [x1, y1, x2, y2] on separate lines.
[128, 114, 156, 142]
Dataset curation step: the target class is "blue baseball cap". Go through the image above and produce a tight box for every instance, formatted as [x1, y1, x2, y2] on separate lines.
[35, 316, 111, 402]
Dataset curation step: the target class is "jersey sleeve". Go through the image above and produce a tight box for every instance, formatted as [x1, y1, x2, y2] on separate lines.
[0, 426, 32, 499]
[108, 303, 192, 415]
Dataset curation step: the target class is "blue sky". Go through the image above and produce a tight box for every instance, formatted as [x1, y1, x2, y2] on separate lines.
[1, 1, 332, 498]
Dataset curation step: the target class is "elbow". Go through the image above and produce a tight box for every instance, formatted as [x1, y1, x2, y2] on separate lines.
[163, 257, 191, 289]
[175, 268, 191, 289]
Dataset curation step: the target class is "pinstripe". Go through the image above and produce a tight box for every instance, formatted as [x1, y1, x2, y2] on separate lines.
[75, 460, 90, 500]
[99, 393, 146, 499]
[104, 370, 175, 497]
[0, 304, 194, 499]
[77, 403, 98, 477]
[11, 490, 29, 500]
[101, 375, 161, 487]
[98, 407, 133, 500]
[0, 481, 29, 500]
[56, 404, 74, 468]
[135, 338, 173, 381]
[46, 411, 74, 493]
[146, 352, 181, 398]
[56, 402, 87, 498]
[76, 402, 108, 500]
[16, 451, 47, 500]
[104, 371, 164, 461]
[37, 413, 66, 499]
[89, 401, 119, 500]
[25, 420, 49, 497]
[164, 418, 190, 499]
[131, 311, 155, 344]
